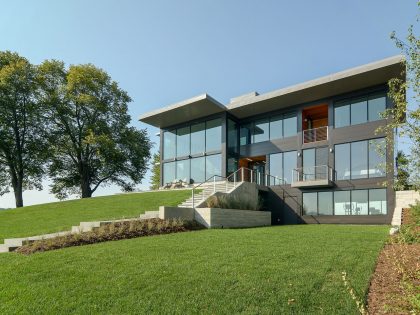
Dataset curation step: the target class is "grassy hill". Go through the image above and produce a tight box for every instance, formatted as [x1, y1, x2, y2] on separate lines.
[0, 190, 192, 242]
[0, 225, 388, 314]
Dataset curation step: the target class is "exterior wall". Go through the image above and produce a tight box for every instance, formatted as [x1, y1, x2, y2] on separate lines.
[195, 208, 271, 228]
[159, 206, 195, 221]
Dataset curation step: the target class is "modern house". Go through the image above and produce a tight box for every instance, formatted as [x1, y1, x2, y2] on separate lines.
[139, 56, 405, 225]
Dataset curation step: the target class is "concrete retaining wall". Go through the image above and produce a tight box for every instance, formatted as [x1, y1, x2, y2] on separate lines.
[159, 205, 271, 229]
[195, 208, 271, 228]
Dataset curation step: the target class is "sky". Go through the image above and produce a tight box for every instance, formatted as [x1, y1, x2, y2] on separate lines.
[0, 0, 417, 208]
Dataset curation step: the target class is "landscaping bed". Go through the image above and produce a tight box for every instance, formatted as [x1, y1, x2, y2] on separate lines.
[367, 205, 420, 314]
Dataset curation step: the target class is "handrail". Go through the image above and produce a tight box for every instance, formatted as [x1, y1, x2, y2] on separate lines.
[292, 165, 335, 182]
[191, 167, 284, 208]
[303, 126, 328, 144]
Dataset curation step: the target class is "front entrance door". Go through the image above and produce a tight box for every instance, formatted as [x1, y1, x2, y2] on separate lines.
[238, 155, 266, 184]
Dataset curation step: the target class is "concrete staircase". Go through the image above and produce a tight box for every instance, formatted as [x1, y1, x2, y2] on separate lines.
[0, 210, 161, 253]
[178, 181, 237, 208]
[391, 190, 420, 227]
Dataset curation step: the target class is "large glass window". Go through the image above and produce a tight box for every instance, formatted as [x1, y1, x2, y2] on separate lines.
[163, 130, 176, 160]
[350, 98, 368, 125]
[283, 114, 297, 138]
[269, 153, 283, 185]
[334, 191, 351, 215]
[176, 159, 190, 182]
[303, 148, 315, 181]
[318, 192, 333, 215]
[270, 115, 283, 140]
[227, 119, 238, 153]
[283, 151, 297, 184]
[368, 93, 386, 121]
[163, 161, 176, 184]
[176, 126, 190, 158]
[190, 157, 205, 183]
[334, 91, 386, 128]
[369, 189, 387, 215]
[240, 123, 252, 146]
[206, 119, 222, 152]
[190, 122, 205, 155]
[206, 154, 222, 179]
[369, 138, 386, 178]
[352, 190, 368, 215]
[334, 102, 350, 128]
[335, 143, 351, 180]
[253, 118, 269, 143]
[303, 193, 318, 215]
[351, 141, 368, 179]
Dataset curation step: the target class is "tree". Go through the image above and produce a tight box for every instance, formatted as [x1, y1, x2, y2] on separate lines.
[395, 151, 410, 191]
[378, 3, 420, 191]
[0, 51, 47, 207]
[149, 151, 161, 190]
[38, 61, 152, 199]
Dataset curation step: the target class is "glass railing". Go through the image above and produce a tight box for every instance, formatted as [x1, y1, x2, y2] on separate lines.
[303, 126, 328, 143]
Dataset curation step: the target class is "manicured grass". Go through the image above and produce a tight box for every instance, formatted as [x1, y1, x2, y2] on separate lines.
[0, 190, 192, 242]
[0, 225, 388, 314]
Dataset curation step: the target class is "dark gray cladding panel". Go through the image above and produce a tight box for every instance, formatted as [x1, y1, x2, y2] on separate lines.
[240, 136, 299, 157]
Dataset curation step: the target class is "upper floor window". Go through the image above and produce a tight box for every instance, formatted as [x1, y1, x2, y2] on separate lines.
[240, 113, 297, 145]
[334, 138, 386, 180]
[163, 118, 222, 161]
[334, 92, 386, 128]
[269, 150, 297, 184]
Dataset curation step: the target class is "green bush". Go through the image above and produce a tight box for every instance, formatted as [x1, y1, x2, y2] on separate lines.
[16, 218, 204, 255]
[205, 194, 262, 211]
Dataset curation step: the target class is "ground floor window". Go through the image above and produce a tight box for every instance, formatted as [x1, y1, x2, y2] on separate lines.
[162, 153, 221, 185]
[303, 188, 387, 215]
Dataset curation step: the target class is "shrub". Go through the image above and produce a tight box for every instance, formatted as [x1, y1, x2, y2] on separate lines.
[16, 218, 204, 255]
[205, 194, 263, 211]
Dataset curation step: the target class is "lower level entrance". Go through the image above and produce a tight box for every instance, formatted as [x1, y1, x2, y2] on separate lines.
[238, 155, 266, 184]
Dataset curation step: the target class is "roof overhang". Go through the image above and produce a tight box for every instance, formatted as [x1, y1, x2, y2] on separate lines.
[139, 94, 226, 129]
[227, 55, 405, 119]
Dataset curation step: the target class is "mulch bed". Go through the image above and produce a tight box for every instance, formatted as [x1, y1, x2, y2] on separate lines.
[367, 208, 420, 314]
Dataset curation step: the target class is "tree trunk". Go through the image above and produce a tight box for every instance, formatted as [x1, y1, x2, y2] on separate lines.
[14, 183, 23, 208]
[81, 177, 92, 198]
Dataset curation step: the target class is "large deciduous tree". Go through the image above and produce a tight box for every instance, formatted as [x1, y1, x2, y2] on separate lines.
[38, 61, 151, 199]
[0, 51, 47, 207]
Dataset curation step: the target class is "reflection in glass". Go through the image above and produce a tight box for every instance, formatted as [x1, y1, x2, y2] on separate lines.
[206, 119, 222, 152]
[176, 159, 190, 182]
[334, 103, 350, 128]
[190, 122, 205, 155]
[334, 191, 351, 215]
[283, 151, 297, 184]
[369, 189, 387, 215]
[163, 161, 176, 184]
[190, 157, 205, 183]
[335, 143, 350, 180]
[351, 98, 368, 125]
[227, 119, 238, 153]
[303, 193, 318, 215]
[351, 141, 368, 179]
[270, 115, 283, 140]
[240, 123, 252, 146]
[176, 126, 190, 158]
[369, 138, 386, 178]
[163, 130, 176, 160]
[318, 192, 333, 215]
[368, 94, 386, 121]
[283, 114, 297, 137]
[206, 154, 221, 179]
[351, 190, 368, 215]
[253, 118, 269, 143]
[269, 153, 283, 185]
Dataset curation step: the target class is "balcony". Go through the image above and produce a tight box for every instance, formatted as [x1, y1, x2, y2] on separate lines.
[291, 165, 335, 188]
[303, 126, 328, 144]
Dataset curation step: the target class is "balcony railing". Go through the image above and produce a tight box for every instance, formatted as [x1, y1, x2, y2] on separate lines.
[303, 126, 328, 144]
[291, 165, 335, 188]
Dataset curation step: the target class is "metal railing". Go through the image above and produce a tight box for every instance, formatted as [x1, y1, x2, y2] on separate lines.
[303, 126, 328, 144]
[191, 167, 284, 207]
[292, 165, 335, 183]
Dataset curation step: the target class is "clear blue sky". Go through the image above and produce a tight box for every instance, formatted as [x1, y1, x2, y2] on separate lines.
[0, 0, 417, 207]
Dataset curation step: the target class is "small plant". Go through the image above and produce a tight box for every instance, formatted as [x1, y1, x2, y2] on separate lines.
[205, 194, 263, 211]
[16, 218, 204, 255]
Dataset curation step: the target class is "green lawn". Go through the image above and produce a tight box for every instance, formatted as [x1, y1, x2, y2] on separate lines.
[0, 225, 388, 314]
[0, 190, 192, 242]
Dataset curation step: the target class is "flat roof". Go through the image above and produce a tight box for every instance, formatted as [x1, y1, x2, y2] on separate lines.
[138, 94, 226, 129]
[139, 55, 405, 127]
